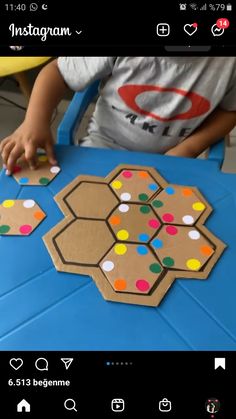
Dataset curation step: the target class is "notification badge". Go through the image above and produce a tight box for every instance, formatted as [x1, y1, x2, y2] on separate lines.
[211, 18, 230, 36]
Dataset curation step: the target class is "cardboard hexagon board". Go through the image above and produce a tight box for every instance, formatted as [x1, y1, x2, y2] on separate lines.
[43, 164, 226, 307]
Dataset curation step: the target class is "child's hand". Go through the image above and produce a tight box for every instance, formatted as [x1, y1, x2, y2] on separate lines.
[0, 121, 57, 175]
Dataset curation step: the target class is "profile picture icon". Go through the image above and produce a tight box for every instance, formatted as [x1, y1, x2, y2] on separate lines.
[9, 46, 24, 51]
[205, 398, 220, 414]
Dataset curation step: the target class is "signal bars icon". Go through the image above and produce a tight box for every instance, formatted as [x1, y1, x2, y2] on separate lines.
[200, 3, 207, 10]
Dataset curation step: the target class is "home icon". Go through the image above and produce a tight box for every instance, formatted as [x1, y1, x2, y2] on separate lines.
[17, 399, 31, 413]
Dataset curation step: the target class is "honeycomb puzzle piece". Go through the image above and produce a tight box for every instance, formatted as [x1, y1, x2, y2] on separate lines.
[150, 184, 207, 226]
[0, 199, 46, 235]
[43, 164, 226, 307]
[12, 154, 61, 186]
[150, 225, 215, 271]
[108, 203, 161, 243]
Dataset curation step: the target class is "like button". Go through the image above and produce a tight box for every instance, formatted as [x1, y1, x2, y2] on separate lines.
[9, 358, 23, 370]
[184, 22, 198, 36]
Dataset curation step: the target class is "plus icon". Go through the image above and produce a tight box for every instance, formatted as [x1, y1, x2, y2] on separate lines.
[156, 23, 170, 37]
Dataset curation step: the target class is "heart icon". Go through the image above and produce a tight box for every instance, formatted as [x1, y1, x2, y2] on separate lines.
[9, 358, 23, 370]
[184, 23, 198, 36]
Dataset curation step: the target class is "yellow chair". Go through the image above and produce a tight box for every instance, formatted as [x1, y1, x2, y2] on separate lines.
[0, 57, 51, 99]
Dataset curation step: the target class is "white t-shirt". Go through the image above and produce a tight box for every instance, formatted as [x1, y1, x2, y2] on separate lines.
[58, 57, 236, 153]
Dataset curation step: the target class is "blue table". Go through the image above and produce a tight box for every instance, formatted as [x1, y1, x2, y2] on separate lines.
[0, 146, 236, 350]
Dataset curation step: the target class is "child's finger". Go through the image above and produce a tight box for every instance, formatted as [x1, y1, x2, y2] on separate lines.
[45, 142, 57, 165]
[0, 137, 11, 154]
[6, 145, 23, 175]
[1, 141, 16, 167]
[25, 143, 38, 170]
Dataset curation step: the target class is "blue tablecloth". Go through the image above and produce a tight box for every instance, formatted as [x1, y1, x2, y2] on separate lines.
[0, 146, 236, 350]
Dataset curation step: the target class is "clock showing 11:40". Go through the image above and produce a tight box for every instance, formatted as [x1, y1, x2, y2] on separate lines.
[5, 3, 27, 11]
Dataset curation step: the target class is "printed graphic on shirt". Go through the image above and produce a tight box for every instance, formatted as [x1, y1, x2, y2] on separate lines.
[109, 84, 212, 143]
[118, 84, 211, 121]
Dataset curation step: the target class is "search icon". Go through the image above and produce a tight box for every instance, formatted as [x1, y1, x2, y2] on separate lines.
[64, 399, 78, 412]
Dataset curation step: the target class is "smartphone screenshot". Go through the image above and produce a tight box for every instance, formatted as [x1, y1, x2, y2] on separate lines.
[0, 2, 235, 417]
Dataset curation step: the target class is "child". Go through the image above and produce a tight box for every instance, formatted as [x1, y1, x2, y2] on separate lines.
[1, 56, 236, 174]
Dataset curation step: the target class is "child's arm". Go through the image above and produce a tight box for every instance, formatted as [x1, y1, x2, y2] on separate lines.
[0, 59, 68, 174]
[165, 108, 236, 158]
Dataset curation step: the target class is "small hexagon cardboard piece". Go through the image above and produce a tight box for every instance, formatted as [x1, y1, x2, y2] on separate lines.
[108, 203, 161, 243]
[0, 199, 46, 235]
[100, 243, 164, 294]
[151, 225, 215, 271]
[151, 185, 207, 226]
[43, 164, 226, 307]
[110, 169, 160, 202]
[12, 154, 61, 186]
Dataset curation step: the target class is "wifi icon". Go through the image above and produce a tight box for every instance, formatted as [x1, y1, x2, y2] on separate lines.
[190, 3, 198, 10]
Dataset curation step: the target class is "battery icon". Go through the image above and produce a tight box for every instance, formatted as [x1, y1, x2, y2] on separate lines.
[226, 3, 232, 10]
